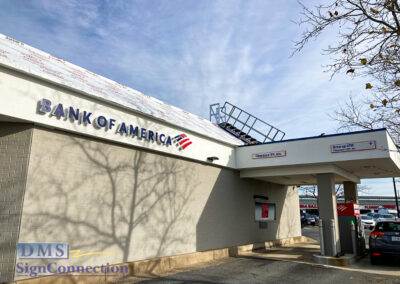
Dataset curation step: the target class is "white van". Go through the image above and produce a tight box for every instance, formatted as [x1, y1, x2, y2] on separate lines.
[378, 208, 398, 216]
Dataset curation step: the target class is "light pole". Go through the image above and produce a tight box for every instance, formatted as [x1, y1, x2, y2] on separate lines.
[393, 177, 400, 218]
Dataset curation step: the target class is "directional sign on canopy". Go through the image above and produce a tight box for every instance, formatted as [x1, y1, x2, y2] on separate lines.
[330, 140, 376, 153]
[252, 150, 286, 159]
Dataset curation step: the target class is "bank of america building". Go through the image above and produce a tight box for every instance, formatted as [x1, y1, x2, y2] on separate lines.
[1, 34, 400, 283]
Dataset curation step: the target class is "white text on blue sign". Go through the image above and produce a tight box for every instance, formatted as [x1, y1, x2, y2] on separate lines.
[330, 141, 376, 153]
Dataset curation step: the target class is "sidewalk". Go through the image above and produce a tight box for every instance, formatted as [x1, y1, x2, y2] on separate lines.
[240, 240, 319, 264]
[119, 237, 400, 283]
[239, 237, 400, 277]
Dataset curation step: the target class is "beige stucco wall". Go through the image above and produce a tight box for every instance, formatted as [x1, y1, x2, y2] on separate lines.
[16, 126, 300, 277]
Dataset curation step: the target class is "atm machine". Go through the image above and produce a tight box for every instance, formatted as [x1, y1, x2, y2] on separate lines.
[337, 203, 366, 256]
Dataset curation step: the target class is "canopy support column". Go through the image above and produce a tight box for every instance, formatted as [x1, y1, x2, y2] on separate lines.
[317, 173, 341, 256]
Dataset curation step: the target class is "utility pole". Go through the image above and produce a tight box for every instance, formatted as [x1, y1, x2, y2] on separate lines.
[393, 177, 400, 218]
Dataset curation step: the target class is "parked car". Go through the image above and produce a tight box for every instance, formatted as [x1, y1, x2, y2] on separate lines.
[376, 214, 395, 222]
[311, 214, 320, 224]
[361, 215, 376, 230]
[372, 213, 383, 221]
[378, 208, 398, 215]
[300, 212, 317, 226]
[304, 214, 316, 226]
[369, 220, 400, 264]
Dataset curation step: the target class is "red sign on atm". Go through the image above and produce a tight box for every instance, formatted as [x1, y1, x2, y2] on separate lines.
[337, 203, 360, 216]
[261, 203, 269, 218]
[255, 202, 276, 221]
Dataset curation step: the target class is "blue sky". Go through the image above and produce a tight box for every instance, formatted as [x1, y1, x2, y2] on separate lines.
[0, 0, 398, 195]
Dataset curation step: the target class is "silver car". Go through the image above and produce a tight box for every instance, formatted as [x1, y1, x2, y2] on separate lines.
[361, 215, 376, 230]
[376, 214, 395, 222]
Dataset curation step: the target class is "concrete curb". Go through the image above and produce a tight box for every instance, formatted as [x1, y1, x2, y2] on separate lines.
[9, 235, 309, 284]
[312, 253, 356, 266]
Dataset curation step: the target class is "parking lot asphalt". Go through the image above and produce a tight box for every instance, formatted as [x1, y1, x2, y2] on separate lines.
[301, 226, 400, 276]
[126, 227, 400, 284]
[301, 225, 320, 242]
[137, 257, 400, 284]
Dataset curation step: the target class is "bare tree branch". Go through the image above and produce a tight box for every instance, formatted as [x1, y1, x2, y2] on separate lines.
[300, 183, 370, 198]
[295, 0, 400, 145]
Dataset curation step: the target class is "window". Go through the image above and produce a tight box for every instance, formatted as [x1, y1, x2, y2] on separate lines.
[382, 214, 394, 219]
[376, 222, 400, 232]
[362, 215, 372, 220]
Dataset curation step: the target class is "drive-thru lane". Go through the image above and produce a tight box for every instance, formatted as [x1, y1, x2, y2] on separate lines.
[133, 227, 400, 283]
[138, 257, 400, 284]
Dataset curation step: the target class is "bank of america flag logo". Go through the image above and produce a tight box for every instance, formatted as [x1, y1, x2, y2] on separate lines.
[173, 134, 192, 150]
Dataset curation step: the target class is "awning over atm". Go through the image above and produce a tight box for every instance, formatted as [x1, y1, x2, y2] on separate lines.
[236, 129, 400, 185]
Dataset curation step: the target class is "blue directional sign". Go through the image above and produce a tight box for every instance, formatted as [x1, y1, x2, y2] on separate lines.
[330, 140, 376, 153]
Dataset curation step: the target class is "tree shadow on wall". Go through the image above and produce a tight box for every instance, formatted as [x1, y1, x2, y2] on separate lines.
[196, 173, 301, 253]
[23, 133, 196, 280]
